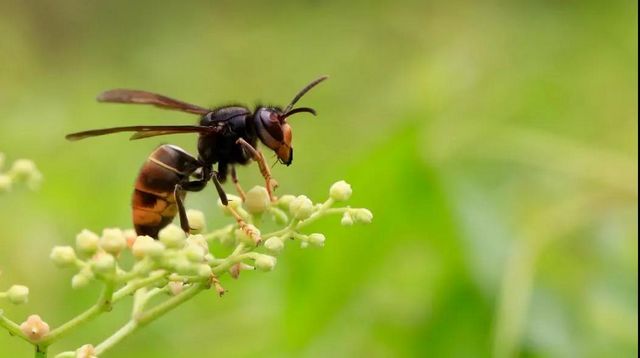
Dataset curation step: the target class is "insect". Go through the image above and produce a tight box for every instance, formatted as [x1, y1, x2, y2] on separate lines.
[66, 76, 328, 240]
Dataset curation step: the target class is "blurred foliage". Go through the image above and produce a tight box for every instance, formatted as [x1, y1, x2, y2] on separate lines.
[0, 0, 636, 357]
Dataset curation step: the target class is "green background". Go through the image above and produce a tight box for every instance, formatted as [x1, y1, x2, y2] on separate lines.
[0, 0, 637, 357]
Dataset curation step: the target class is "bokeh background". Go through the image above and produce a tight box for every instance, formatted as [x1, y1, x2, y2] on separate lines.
[0, 0, 637, 357]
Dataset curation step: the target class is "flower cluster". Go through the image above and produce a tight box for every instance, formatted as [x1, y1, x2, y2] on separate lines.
[1, 180, 371, 358]
[0, 153, 42, 193]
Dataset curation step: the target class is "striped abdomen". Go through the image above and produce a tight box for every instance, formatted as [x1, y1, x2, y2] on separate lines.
[132, 145, 199, 238]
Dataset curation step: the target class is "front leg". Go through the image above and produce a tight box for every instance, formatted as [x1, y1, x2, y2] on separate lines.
[235, 138, 278, 201]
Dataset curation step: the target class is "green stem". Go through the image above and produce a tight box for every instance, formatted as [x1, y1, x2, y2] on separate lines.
[35, 345, 47, 358]
[93, 283, 205, 356]
[40, 281, 115, 346]
[0, 309, 30, 344]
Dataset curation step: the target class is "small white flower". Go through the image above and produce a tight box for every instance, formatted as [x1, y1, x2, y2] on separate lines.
[353, 208, 373, 224]
[75, 229, 100, 256]
[19, 314, 49, 342]
[9, 159, 37, 180]
[6, 285, 29, 305]
[50, 246, 77, 268]
[217, 194, 243, 215]
[71, 270, 92, 289]
[91, 252, 116, 274]
[168, 282, 184, 296]
[196, 264, 212, 278]
[186, 209, 207, 234]
[159, 224, 186, 248]
[99, 228, 126, 255]
[244, 186, 271, 215]
[184, 242, 206, 263]
[234, 225, 261, 246]
[277, 194, 296, 209]
[132, 236, 165, 259]
[341, 211, 354, 226]
[76, 344, 97, 358]
[329, 180, 352, 201]
[0, 174, 11, 192]
[308, 233, 326, 247]
[264, 237, 284, 254]
[255, 254, 277, 272]
[289, 195, 314, 220]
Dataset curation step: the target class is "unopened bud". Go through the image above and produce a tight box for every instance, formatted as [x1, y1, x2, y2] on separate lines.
[132, 236, 165, 259]
[341, 211, 354, 226]
[168, 281, 184, 296]
[255, 254, 277, 272]
[159, 224, 186, 248]
[50, 246, 77, 268]
[7, 285, 29, 305]
[196, 264, 213, 278]
[329, 180, 352, 201]
[71, 269, 93, 289]
[75, 229, 100, 256]
[76, 344, 97, 358]
[92, 253, 116, 274]
[9, 159, 38, 180]
[353, 208, 373, 224]
[234, 225, 261, 245]
[217, 194, 242, 215]
[100, 228, 126, 255]
[264, 237, 284, 254]
[308, 233, 326, 247]
[289, 195, 314, 220]
[184, 242, 206, 263]
[244, 186, 270, 214]
[186, 209, 206, 234]
[19, 314, 49, 342]
[0, 174, 11, 192]
[277, 194, 296, 209]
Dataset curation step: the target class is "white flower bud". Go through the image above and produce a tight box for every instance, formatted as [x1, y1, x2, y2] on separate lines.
[71, 270, 92, 289]
[50, 246, 77, 268]
[329, 180, 352, 201]
[341, 211, 354, 226]
[270, 207, 289, 225]
[132, 236, 165, 259]
[9, 159, 37, 180]
[277, 194, 296, 209]
[186, 209, 206, 234]
[99, 228, 126, 255]
[159, 224, 186, 248]
[7, 285, 29, 305]
[75, 229, 100, 256]
[196, 264, 212, 278]
[244, 186, 270, 214]
[91, 253, 116, 274]
[168, 281, 184, 296]
[217, 194, 242, 215]
[76, 344, 97, 358]
[264, 237, 284, 254]
[0, 174, 11, 192]
[308, 233, 326, 247]
[255, 254, 277, 272]
[20, 314, 49, 342]
[173, 257, 197, 275]
[234, 225, 261, 245]
[184, 242, 206, 263]
[353, 208, 373, 224]
[289, 195, 314, 220]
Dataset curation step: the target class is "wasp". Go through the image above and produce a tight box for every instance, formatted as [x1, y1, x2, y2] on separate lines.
[67, 76, 328, 240]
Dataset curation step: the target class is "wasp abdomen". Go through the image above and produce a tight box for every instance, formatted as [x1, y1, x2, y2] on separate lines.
[132, 145, 199, 238]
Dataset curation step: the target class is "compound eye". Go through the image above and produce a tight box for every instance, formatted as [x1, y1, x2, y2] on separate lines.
[259, 109, 284, 141]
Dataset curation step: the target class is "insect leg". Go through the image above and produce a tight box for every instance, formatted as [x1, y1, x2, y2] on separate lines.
[174, 184, 190, 234]
[211, 174, 261, 246]
[235, 138, 278, 201]
[230, 166, 246, 201]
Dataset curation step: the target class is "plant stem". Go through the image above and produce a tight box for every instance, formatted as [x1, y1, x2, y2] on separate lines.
[93, 283, 205, 356]
[35, 346, 47, 358]
[41, 282, 114, 346]
[0, 310, 30, 344]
